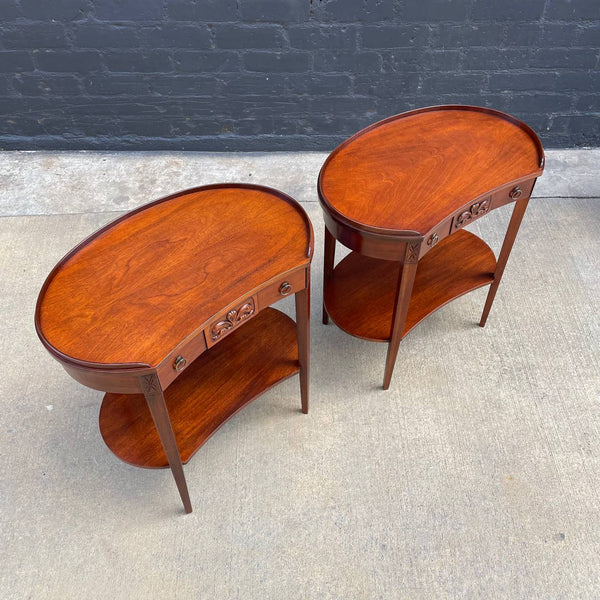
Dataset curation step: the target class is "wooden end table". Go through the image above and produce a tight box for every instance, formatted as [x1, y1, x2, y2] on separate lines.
[318, 105, 544, 389]
[36, 184, 313, 514]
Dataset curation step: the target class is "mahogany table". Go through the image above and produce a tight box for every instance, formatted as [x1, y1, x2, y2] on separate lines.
[318, 105, 545, 389]
[36, 184, 313, 513]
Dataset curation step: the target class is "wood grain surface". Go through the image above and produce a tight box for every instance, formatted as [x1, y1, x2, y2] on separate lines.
[319, 106, 543, 236]
[324, 230, 496, 341]
[99, 308, 300, 468]
[36, 184, 312, 368]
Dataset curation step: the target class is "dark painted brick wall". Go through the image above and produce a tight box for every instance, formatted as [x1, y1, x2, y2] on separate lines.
[0, 0, 598, 150]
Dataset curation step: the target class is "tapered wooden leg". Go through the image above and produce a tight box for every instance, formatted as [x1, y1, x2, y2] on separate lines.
[140, 373, 192, 514]
[383, 243, 420, 390]
[480, 196, 530, 328]
[295, 284, 310, 414]
[322, 226, 335, 325]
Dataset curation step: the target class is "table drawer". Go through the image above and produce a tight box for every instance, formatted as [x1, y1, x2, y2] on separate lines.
[492, 179, 536, 209]
[257, 268, 307, 309]
[421, 219, 452, 258]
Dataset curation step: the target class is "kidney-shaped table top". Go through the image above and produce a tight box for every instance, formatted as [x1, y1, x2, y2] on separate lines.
[318, 105, 544, 236]
[36, 184, 313, 369]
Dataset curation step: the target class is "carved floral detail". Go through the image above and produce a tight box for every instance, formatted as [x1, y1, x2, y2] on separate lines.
[454, 197, 491, 229]
[210, 298, 255, 341]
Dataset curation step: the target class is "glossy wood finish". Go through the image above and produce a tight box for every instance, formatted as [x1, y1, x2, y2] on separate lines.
[37, 184, 312, 369]
[318, 105, 544, 237]
[36, 183, 313, 513]
[480, 195, 531, 327]
[319, 105, 543, 387]
[100, 309, 299, 468]
[324, 231, 496, 342]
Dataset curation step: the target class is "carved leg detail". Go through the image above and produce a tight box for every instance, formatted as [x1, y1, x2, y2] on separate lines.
[322, 227, 335, 325]
[141, 373, 192, 514]
[480, 196, 530, 327]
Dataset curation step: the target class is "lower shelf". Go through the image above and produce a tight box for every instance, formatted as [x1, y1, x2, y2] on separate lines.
[99, 308, 300, 468]
[324, 229, 496, 342]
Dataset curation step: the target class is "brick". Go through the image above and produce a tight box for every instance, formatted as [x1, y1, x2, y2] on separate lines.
[314, 51, 382, 73]
[546, 0, 600, 20]
[539, 24, 581, 48]
[214, 25, 284, 49]
[240, 0, 308, 23]
[575, 94, 600, 111]
[150, 75, 216, 95]
[166, 0, 238, 21]
[20, 0, 88, 20]
[243, 51, 310, 73]
[577, 24, 600, 46]
[0, 75, 11, 95]
[95, 0, 164, 21]
[139, 25, 211, 49]
[84, 75, 152, 95]
[220, 75, 286, 96]
[471, 0, 545, 21]
[308, 96, 377, 116]
[556, 72, 600, 91]
[382, 49, 460, 72]
[504, 93, 573, 114]
[462, 48, 535, 70]
[288, 26, 356, 50]
[296, 115, 363, 135]
[2, 23, 68, 49]
[173, 51, 240, 73]
[73, 24, 139, 48]
[0, 1, 21, 20]
[12, 74, 82, 95]
[354, 74, 421, 96]
[529, 48, 597, 69]
[36, 51, 103, 72]
[312, 0, 394, 22]
[503, 24, 540, 47]
[489, 72, 559, 92]
[431, 23, 505, 48]
[361, 25, 429, 48]
[287, 74, 352, 95]
[402, 0, 469, 21]
[0, 51, 34, 73]
[105, 51, 172, 73]
[421, 74, 488, 94]
[554, 115, 600, 140]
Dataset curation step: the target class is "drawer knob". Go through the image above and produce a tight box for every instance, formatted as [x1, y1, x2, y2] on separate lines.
[173, 355, 187, 372]
[510, 186, 522, 199]
[279, 282, 292, 296]
[427, 233, 439, 247]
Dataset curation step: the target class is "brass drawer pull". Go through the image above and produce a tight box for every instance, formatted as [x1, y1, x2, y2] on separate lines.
[427, 233, 439, 247]
[173, 355, 187, 372]
[510, 186, 522, 199]
[279, 282, 292, 296]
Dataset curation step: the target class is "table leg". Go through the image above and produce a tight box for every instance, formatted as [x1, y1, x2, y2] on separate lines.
[295, 284, 310, 414]
[140, 373, 192, 514]
[383, 242, 420, 390]
[322, 226, 336, 325]
[480, 196, 530, 327]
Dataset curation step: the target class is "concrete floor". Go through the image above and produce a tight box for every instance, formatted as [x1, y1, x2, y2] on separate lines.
[1, 151, 599, 599]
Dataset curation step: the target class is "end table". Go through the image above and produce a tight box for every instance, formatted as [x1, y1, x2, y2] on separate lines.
[318, 105, 544, 389]
[36, 184, 313, 513]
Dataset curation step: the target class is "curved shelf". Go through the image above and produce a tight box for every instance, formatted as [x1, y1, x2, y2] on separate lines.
[324, 230, 496, 342]
[99, 308, 299, 468]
